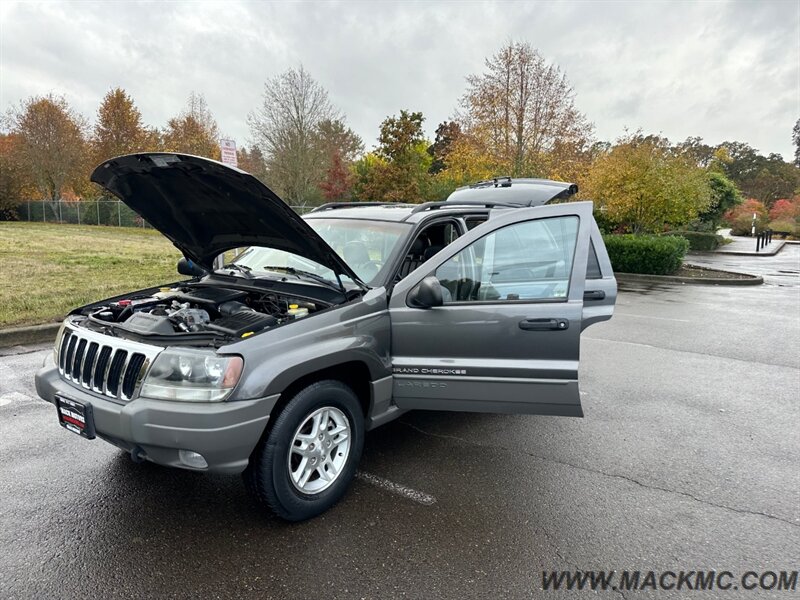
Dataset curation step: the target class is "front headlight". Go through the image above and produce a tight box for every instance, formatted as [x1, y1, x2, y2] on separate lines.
[52, 320, 67, 366]
[140, 348, 244, 402]
[53, 322, 67, 365]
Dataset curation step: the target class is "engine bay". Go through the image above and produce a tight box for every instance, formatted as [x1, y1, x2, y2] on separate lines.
[75, 284, 328, 345]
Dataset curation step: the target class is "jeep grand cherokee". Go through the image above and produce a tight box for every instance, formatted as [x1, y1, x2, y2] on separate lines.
[35, 154, 616, 521]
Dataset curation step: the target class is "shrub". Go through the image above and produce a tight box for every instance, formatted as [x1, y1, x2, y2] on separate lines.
[769, 198, 800, 222]
[602, 234, 689, 275]
[724, 198, 768, 235]
[666, 230, 721, 251]
[768, 219, 797, 237]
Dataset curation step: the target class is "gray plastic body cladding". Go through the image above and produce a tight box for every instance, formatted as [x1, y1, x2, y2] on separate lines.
[393, 379, 582, 416]
[36, 363, 277, 474]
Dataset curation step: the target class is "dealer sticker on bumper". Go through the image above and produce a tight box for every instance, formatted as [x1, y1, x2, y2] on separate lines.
[55, 395, 96, 439]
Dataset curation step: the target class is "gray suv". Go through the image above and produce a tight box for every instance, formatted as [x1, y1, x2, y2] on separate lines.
[35, 154, 616, 521]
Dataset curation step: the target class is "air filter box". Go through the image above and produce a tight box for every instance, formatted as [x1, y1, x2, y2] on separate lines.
[207, 310, 277, 338]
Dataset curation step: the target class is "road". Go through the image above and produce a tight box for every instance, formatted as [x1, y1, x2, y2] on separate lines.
[1, 252, 798, 599]
[687, 243, 800, 288]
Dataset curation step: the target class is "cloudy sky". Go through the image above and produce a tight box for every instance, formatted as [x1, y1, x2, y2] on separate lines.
[1, 1, 798, 159]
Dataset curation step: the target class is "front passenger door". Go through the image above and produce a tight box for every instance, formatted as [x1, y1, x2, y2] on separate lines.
[389, 202, 596, 417]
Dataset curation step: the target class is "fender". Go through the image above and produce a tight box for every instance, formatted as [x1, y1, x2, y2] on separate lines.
[223, 292, 392, 401]
[258, 341, 390, 398]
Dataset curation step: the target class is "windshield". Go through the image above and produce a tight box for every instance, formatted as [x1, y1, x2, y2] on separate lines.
[231, 217, 411, 286]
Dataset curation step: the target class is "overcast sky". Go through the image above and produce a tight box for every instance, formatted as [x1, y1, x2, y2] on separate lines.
[1, 0, 798, 159]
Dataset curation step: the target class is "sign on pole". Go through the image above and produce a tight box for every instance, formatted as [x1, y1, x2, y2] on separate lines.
[219, 139, 238, 168]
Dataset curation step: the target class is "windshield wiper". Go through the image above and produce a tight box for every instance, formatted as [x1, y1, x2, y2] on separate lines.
[218, 263, 253, 278]
[262, 265, 342, 292]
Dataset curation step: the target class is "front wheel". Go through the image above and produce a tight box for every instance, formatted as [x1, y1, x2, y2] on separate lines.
[244, 380, 364, 521]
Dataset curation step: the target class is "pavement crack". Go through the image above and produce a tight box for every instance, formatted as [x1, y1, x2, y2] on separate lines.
[399, 421, 798, 530]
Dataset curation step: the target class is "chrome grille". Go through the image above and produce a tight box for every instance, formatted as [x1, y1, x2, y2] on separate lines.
[56, 324, 162, 401]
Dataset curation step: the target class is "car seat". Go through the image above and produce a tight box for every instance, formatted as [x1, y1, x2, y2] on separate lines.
[343, 241, 379, 282]
[397, 236, 429, 279]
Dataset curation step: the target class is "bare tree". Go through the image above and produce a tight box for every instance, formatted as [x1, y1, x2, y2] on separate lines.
[458, 41, 593, 176]
[248, 66, 339, 204]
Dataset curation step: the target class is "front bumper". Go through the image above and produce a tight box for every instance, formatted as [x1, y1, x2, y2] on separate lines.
[35, 362, 279, 474]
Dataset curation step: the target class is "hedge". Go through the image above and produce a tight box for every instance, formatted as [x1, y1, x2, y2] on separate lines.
[602, 234, 689, 275]
[666, 230, 721, 251]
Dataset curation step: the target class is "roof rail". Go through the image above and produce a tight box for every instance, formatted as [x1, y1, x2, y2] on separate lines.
[469, 176, 512, 189]
[407, 199, 519, 216]
[308, 202, 414, 213]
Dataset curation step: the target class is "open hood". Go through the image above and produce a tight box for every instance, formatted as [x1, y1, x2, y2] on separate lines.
[91, 153, 364, 286]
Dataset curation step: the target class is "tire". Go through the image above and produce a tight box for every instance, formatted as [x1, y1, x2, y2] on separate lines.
[244, 380, 364, 522]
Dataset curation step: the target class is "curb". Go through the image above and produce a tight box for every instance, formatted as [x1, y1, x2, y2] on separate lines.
[0, 322, 61, 349]
[615, 271, 763, 286]
[713, 240, 786, 256]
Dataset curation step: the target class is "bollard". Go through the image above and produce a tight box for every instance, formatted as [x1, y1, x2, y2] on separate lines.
[756, 233, 760, 252]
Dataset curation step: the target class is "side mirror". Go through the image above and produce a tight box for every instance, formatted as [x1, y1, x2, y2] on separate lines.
[407, 275, 444, 309]
[177, 257, 206, 277]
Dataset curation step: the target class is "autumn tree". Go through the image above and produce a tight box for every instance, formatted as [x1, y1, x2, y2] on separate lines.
[456, 41, 593, 177]
[237, 145, 269, 182]
[249, 66, 338, 204]
[319, 151, 352, 200]
[163, 92, 220, 159]
[793, 118, 800, 168]
[768, 197, 800, 235]
[315, 119, 363, 164]
[427, 121, 462, 174]
[769, 197, 800, 222]
[717, 141, 799, 205]
[352, 110, 431, 202]
[314, 119, 363, 201]
[435, 133, 498, 186]
[696, 171, 742, 229]
[724, 198, 769, 235]
[583, 134, 712, 234]
[0, 134, 26, 218]
[676, 136, 718, 168]
[7, 94, 89, 214]
[93, 87, 159, 164]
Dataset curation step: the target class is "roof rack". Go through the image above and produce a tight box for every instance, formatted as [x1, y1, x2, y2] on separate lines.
[308, 202, 414, 213]
[469, 176, 512, 189]
[407, 199, 518, 217]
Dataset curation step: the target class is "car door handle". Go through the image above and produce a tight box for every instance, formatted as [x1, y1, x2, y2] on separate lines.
[584, 290, 606, 301]
[519, 318, 569, 331]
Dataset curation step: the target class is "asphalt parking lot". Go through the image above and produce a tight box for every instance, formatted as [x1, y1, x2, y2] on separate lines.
[1, 248, 798, 599]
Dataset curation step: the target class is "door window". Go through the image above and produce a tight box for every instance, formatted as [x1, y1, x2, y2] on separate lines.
[464, 216, 488, 230]
[435, 216, 579, 302]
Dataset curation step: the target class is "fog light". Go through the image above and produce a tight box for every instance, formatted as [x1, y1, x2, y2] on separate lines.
[178, 449, 208, 469]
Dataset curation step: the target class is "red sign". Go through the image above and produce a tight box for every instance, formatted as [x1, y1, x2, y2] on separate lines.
[219, 139, 237, 167]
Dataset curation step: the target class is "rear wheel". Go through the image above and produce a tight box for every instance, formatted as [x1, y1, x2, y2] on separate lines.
[244, 380, 364, 521]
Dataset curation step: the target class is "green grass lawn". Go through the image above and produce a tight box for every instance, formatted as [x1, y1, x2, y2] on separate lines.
[0, 222, 182, 328]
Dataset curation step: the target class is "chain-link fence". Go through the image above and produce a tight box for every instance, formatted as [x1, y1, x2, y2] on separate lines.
[11, 200, 313, 226]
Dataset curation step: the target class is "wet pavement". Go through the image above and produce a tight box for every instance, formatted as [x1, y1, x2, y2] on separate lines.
[713, 233, 784, 255]
[688, 243, 800, 288]
[1, 267, 798, 599]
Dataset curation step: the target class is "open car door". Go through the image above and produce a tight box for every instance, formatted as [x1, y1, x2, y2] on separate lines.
[388, 201, 608, 417]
